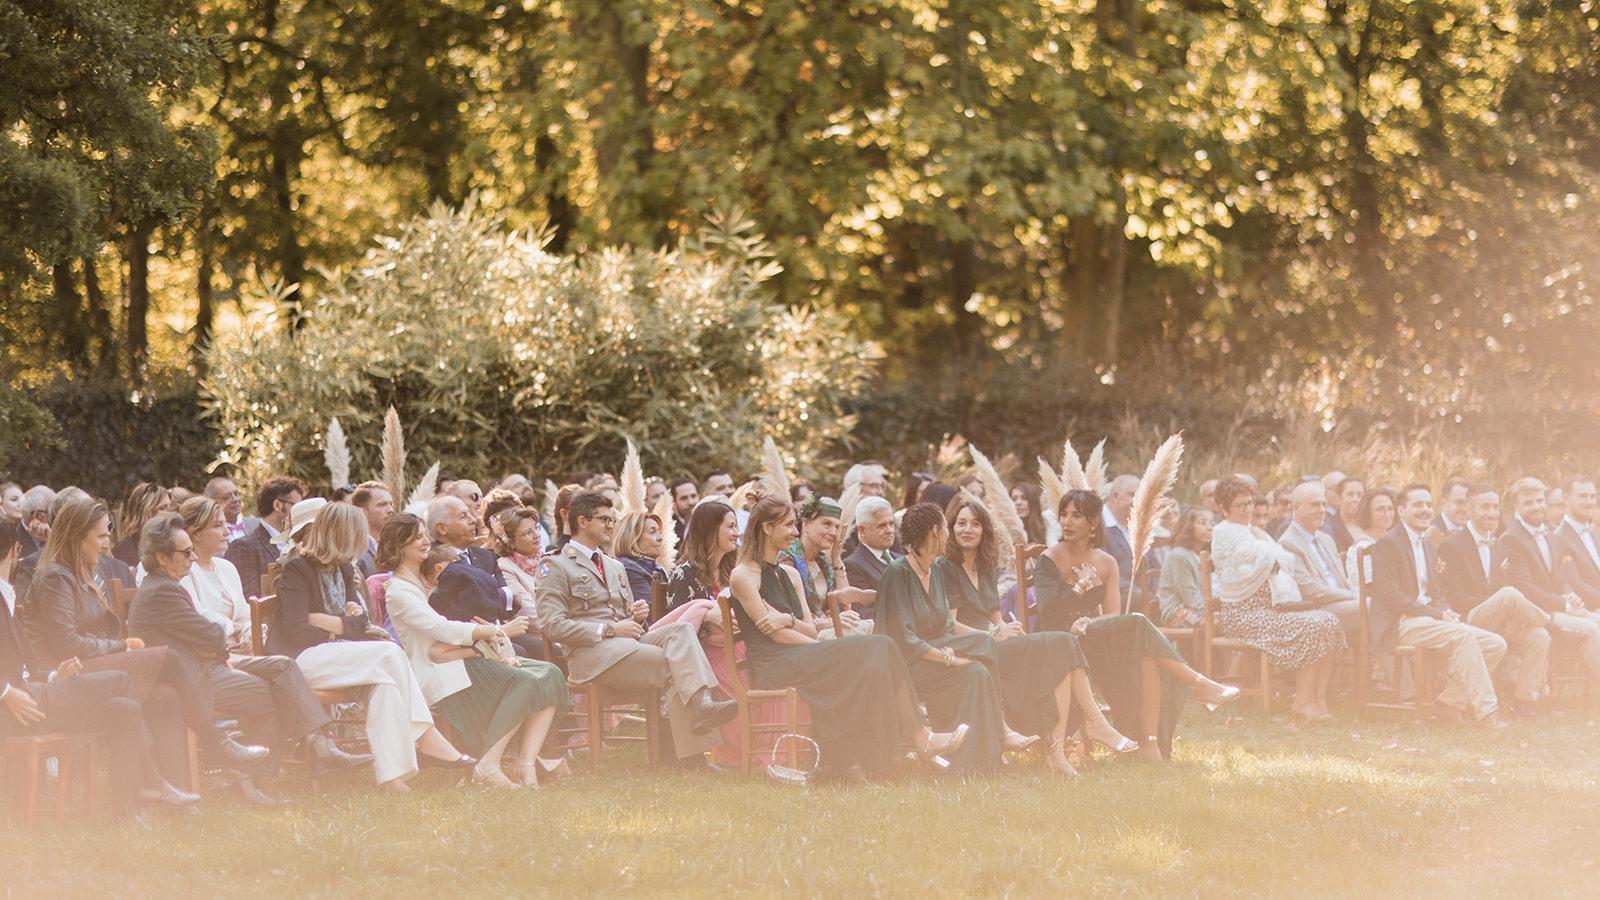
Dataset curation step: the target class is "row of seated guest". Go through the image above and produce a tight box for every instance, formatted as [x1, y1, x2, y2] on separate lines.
[18, 497, 273, 789]
[1, 515, 201, 822]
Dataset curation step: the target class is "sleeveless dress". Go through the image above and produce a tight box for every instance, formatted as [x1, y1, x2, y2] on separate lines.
[1033, 555, 1187, 757]
[875, 559, 1007, 772]
[734, 563, 917, 777]
[937, 557, 1086, 739]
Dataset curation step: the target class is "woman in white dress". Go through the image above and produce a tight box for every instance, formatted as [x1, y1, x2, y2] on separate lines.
[266, 502, 475, 791]
[1210, 477, 1347, 721]
[380, 513, 569, 788]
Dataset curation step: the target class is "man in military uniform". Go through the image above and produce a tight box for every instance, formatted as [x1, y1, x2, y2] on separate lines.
[536, 491, 737, 760]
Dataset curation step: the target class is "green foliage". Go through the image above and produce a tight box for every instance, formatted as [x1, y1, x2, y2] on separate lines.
[203, 200, 877, 489]
[0, 379, 217, 497]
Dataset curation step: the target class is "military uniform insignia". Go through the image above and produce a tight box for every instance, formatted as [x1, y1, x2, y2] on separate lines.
[538, 561, 552, 578]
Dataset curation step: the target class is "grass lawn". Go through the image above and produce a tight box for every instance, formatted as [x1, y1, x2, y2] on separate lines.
[4, 705, 1598, 898]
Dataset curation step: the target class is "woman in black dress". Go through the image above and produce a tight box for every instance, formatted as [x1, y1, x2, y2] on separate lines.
[1035, 490, 1240, 760]
[875, 503, 1008, 773]
[664, 500, 738, 613]
[937, 495, 1137, 775]
[729, 495, 968, 780]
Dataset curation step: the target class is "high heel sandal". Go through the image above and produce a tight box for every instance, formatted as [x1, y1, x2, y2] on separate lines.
[1083, 718, 1139, 755]
[1045, 737, 1080, 778]
[916, 724, 970, 768]
[513, 764, 542, 788]
[537, 755, 573, 782]
[1002, 731, 1042, 753]
[1194, 678, 1242, 713]
[470, 764, 519, 789]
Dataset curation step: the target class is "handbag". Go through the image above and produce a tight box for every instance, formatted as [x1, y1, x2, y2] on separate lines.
[765, 734, 821, 786]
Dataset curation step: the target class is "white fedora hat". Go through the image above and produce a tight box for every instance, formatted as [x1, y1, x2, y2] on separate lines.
[273, 497, 328, 548]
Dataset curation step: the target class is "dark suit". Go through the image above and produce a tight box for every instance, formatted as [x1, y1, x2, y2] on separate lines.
[13, 552, 135, 609]
[224, 523, 281, 601]
[1, 592, 151, 815]
[431, 551, 541, 659]
[267, 555, 370, 659]
[1368, 527, 1445, 655]
[844, 543, 897, 620]
[1552, 519, 1600, 607]
[1434, 527, 1507, 617]
[1103, 517, 1134, 602]
[1497, 519, 1571, 613]
[127, 572, 328, 757]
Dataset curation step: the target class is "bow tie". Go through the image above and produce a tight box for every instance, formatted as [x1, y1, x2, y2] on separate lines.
[1475, 538, 1493, 549]
[1527, 524, 1548, 536]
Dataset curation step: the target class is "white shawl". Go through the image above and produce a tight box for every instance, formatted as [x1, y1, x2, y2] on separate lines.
[1211, 520, 1301, 606]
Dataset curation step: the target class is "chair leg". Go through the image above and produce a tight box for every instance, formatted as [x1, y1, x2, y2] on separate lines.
[1258, 653, 1272, 713]
[83, 742, 97, 818]
[586, 690, 604, 766]
[21, 745, 41, 828]
[56, 752, 71, 819]
[643, 690, 662, 766]
[186, 730, 202, 792]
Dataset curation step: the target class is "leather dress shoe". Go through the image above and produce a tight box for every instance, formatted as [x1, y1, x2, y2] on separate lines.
[689, 688, 739, 735]
[235, 777, 288, 808]
[307, 732, 373, 775]
[207, 736, 271, 769]
[140, 781, 201, 808]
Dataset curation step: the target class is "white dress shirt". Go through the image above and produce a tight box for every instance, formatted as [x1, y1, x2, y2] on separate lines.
[1293, 522, 1341, 584]
[1516, 514, 1553, 569]
[1402, 525, 1432, 602]
[1466, 522, 1494, 581]
[1566, 516, 1600, 571]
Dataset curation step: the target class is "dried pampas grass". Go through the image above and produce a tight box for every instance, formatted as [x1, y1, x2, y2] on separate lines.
[1127, 433, 1184, 586]
[1084, 439, 1108, 495]
[1060, 441, 1088, 493]
[760, 436, 791, 499]
[543, 479, 560, 525]
[405, 461, 441, 516]
[653, 491, 677, 570]
[969, 445, 1026, 547]
[620, 440, 645, 516]
[382, 406, 406, 502]
[1038, 456, 1066, 520]
[324, 417, 350, 492]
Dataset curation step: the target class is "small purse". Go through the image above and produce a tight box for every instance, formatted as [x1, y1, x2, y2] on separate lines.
[765, 734, 821, 786]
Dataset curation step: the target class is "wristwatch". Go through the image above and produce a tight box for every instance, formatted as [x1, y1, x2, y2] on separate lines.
[603, 623, 615, 639]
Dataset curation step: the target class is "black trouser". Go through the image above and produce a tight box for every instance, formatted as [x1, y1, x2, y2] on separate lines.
[0, 671, 154, 817]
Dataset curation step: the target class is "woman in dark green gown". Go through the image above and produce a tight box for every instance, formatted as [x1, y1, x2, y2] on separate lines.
[937, 494, 1137, 774]
[1035, 489, 1240, 760]
[875, 503, 1009, 773]
[728, 495, 969, 780]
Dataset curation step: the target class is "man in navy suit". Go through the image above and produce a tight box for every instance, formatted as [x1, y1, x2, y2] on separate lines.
[426, 496, 542, 659]
[224, 475, 305, 600]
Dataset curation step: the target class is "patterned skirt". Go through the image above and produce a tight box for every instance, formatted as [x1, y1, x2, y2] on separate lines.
[1217, 582, 1347, 670]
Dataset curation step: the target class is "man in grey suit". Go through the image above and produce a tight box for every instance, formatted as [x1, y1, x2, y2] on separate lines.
[844, 497, 898, 595]
[1278, 481, 1360, 644]
[536, 492, 736, 760]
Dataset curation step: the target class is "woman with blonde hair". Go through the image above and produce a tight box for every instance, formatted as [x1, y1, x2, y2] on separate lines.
[611, 510, 664, 614]
[113, 482, 173, 568]
[495, 507, 545, 617]
[269, 502, 473, 791]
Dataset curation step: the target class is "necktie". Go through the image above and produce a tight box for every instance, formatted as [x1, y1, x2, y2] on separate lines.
[590, 551, 608, 587]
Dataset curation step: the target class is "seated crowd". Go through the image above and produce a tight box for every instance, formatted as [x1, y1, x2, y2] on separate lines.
[2, 457, 1596, 823]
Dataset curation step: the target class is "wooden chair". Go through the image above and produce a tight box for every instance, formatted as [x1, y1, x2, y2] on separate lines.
[540, 631, 662, 767]
[1143, 564, 1203, 671]
[715, 592, 815, 775]
[648, 573, 667, 624]
[1013, 544, 1046, 634]
[1199, 557, 1274, 711]
[109, 579, 203, 789]
[2, 733, 96, 826]
[1352, 544, 1438, 716]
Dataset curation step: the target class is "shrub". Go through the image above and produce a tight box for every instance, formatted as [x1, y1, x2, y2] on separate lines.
[203, 199, 878, 491]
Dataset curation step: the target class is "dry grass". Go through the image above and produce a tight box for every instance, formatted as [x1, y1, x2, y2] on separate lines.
[5, 704, 1599, 898]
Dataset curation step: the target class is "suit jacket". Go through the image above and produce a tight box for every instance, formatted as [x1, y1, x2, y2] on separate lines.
[0, 588, 37, 689]
[125, 572, 229, 665]
[1434, 527, 1507, 616]
[1322, 515, 1355, 555]
[1552, 518, 1600, 607]
[19, 562, 130, 672]
[265, 555, 369, 658]
[534, 542, 636, 684]
[1103, 521, 1134, 600]
[1497, 519, 1571, 613]
[224, 522, 281, 601]
[432, 555, 515, 624]
[1368, 527, 1445, 655]
[843, 543, 895, 593]
[1278, 523, 1354, 606]
[385, 575, 478, 705]
[13, 552, 135, 606]
[227, 516, 262, 544]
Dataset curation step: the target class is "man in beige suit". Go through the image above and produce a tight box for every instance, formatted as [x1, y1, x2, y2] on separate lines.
[1278, 481, 1360, 645]
[536, 491, 736, 760]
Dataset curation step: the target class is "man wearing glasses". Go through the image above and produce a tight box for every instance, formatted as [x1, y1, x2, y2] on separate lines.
[536, 491, 737, 760]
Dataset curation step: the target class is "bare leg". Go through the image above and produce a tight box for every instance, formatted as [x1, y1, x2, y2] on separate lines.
[1138, 657, 1164, 759]
[1291, 666, 1317, 719]
[1070, 668, 1136, 752]
[1157, 655, 1205, 685]
[514, 706, 558, 787]
[416, 726, 464, 760]
[473, 731, 518, 786]
[1314, 656, 1335, 716]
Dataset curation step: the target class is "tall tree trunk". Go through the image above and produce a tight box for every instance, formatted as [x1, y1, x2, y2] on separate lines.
[124, 224, 153, 386]
[534, 132, 575, 253]
[592, 0, 663, 245]
[193, 234, 216, 376]
[82, 254, 116, 379]
[51, 262, 89, 374]
[267, 134, 307, 330]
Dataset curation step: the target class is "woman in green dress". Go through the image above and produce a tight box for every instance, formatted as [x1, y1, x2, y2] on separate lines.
[378, 514, 571, 788]
[1035, 490, 1239, 760]
[937, 494, 1137, 775]
[876, 503, 1009, 773]
[728, 495, 968, 780]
